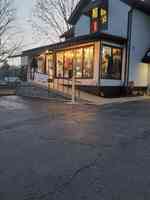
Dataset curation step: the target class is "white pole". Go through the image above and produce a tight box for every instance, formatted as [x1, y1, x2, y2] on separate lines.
[72, 63, 75, 104]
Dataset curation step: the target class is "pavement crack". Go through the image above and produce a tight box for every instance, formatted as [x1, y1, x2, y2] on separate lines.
[37, 155, 101, 200]
[49, 155, 101, 199]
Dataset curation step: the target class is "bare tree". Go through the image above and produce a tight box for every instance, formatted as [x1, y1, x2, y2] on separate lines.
[32, 0, 79, 43]
[0, 0, 22, 63]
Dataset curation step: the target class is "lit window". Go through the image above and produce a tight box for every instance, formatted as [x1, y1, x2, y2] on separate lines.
[55, 46, 94, 79]
[83, 46, 94, 78]
[64, 51, 73, 78]
[74, 48, 83, 78]
[92, 7, 98, 18]
[47, 54, 53, 78]
[56, 52, 64, 78]
[100, 8, 107, 25]
[101, 45, 122, 80]
[90, 7, 108, 33]
[37, 56, 45, 74]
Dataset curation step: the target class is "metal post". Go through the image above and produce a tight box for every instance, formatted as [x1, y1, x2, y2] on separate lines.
[72, 65, 75, 104]
[48, 61, 50, 98]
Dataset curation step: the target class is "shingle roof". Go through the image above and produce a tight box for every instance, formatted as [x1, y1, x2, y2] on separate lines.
[22, 33, 127, 56]
[121, 0, 150, 15]
[68, 0, 90, 25]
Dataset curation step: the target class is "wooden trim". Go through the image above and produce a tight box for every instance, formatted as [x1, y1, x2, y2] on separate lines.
[100, 43, 123, 80]
[55, 45, 95, 79]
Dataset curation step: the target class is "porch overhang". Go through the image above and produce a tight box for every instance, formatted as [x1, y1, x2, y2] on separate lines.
[52, 33, 127, 51]
[22, 45, 54, 57]
[22, 33, 127, 57]
[142, 49, 150, 63]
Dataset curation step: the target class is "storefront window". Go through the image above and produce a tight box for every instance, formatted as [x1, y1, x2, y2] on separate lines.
[101, 45, 122, 80]
[64, 51, 73, 78]
[56, 52, 64, 78]
[83, 46, 94, 78]
[47, 54, 53, 78]
[75, 48, 83, 78]
[55, 45, 94, 79]
[37, 56, 45, 74]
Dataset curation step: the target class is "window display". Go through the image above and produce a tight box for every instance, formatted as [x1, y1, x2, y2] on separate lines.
[55, 46, 94, 79]
[37, 56, 45, 74]
[64, 51, 73, 78]
[74, 48, 83, 78]
[83, 46, 94, 78]
[101, 45, 122, 80]
[47, 54, 53, 79]
[56, 52, 64, 78]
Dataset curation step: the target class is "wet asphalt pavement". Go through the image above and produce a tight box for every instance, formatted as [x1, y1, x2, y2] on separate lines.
[0, 96, 150, 200]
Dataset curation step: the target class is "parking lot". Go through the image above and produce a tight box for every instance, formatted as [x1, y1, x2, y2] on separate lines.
[0, 96, 150, 200]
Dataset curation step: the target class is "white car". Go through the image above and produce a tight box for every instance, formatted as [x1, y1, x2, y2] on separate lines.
[4, 77, 20, 83]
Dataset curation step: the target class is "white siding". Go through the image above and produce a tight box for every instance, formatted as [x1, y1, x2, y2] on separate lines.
[103, 0, 130, 38]
[74, 15, 90, 37]
[74, 0, 130, 38]
[129, 9, 150, 87]
[21, 56, 29, 66]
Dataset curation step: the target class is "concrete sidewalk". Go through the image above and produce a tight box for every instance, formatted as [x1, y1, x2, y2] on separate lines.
[79, 92, 150, 105]
[31, 81, 150, 106]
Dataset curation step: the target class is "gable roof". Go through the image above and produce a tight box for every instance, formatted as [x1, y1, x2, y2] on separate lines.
[121, 0, 150, 15]
[69, 0, 150, 25]
[68, 0, 90, 25]
[22, 45, 54, 56]
[68, 0, 108, 25]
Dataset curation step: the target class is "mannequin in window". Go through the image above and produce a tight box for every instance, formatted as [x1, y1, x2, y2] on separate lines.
[31, 57, 38, 80]
[112, 50, 121, 79]
[107, 55, 113, 79]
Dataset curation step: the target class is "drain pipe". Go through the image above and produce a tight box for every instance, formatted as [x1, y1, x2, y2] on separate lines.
[125, 1, 143, 93]
[125, 7, 134, 90]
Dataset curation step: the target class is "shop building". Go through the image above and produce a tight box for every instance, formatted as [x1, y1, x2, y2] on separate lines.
[22, 0, 150, 97]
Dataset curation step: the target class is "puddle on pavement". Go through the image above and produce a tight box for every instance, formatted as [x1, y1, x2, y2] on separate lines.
[0, 96, 29, 110]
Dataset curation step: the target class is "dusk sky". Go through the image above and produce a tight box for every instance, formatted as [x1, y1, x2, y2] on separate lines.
[14, 0, 42, 51]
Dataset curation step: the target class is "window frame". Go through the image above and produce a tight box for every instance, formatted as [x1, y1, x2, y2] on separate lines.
[101, 44, 123, 80]
[55, 45, 94, 79]
[83, 46, 94, 79]
[63, 50, 74, 78]
[37, 55, 46, 74]
[90, 7, 108, 33]
[56, 51, 64, 78]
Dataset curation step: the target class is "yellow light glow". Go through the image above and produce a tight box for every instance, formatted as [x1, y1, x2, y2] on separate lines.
[92, 7, 98, 19]
[100, 8, 107, 24]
